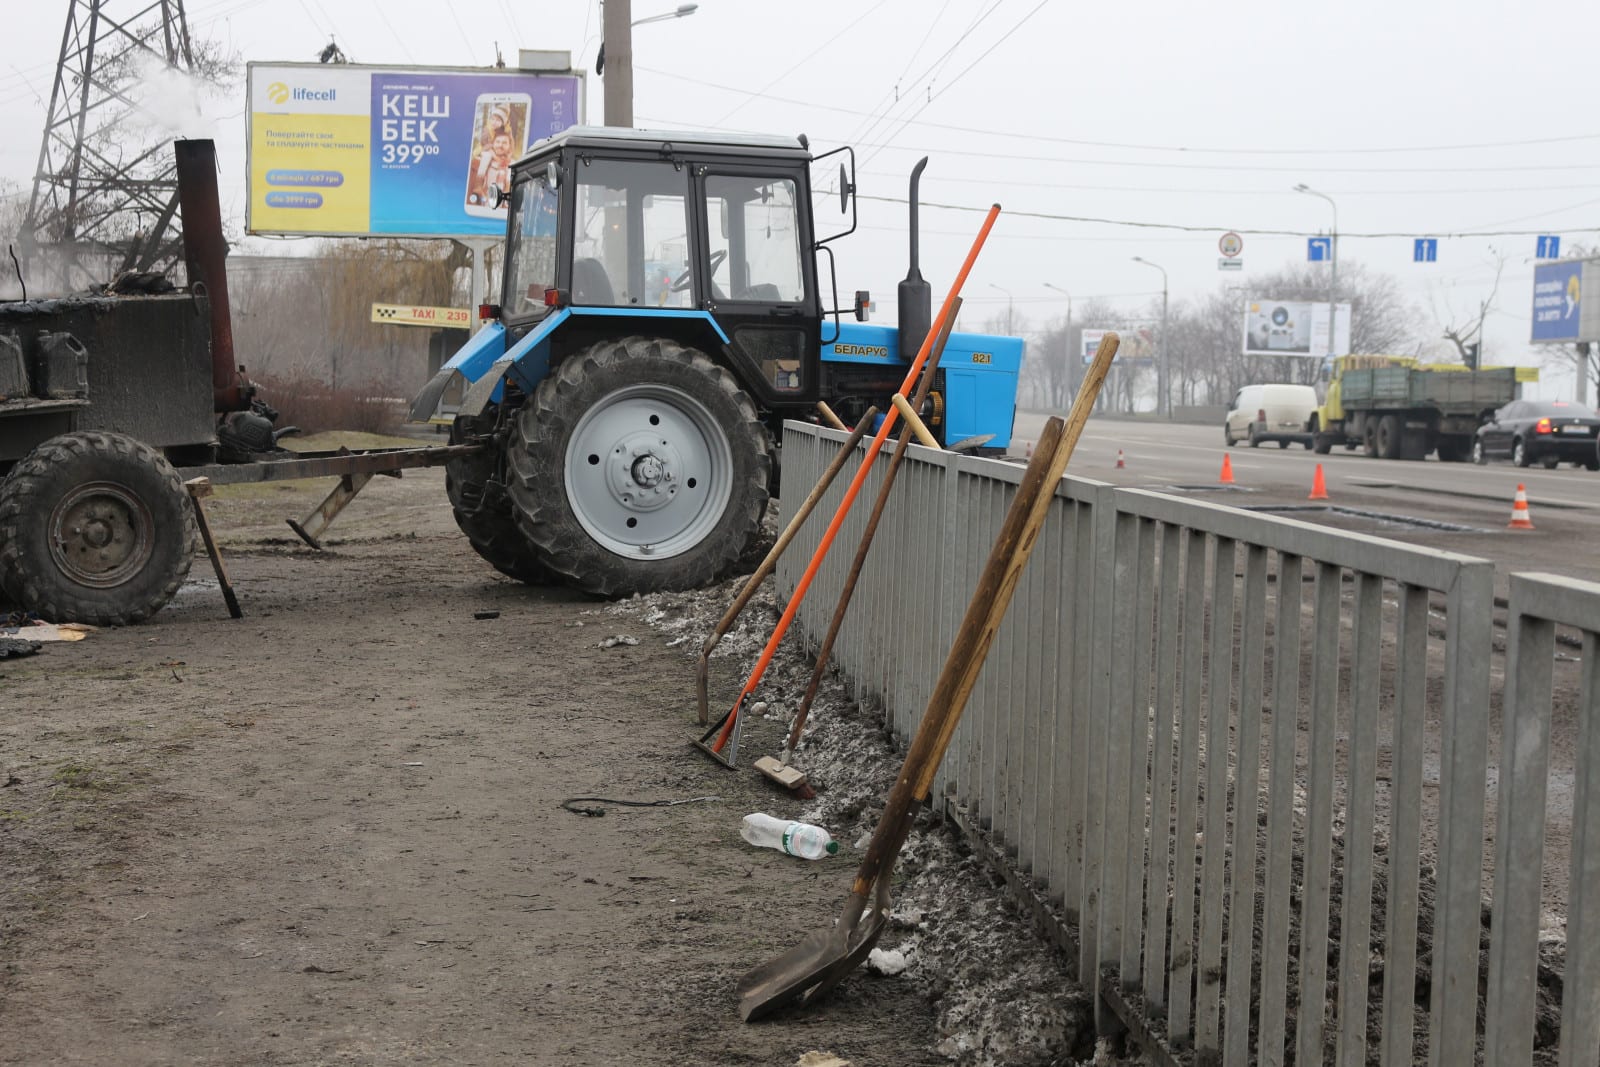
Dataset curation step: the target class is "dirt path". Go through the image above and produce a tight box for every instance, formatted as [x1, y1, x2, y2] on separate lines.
[1, 469, 1099, 1066]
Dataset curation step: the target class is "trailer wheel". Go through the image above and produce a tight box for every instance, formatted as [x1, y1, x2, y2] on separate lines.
[506, 335, 770, 597]
[445, 411, 553, 585]
[0, 432, 195, 625]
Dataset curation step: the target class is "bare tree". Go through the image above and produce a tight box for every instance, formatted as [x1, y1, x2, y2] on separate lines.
[1431, 247, 1507, 368]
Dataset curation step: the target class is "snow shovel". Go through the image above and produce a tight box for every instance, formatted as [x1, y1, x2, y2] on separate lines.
[736, 334, 1119, 1022]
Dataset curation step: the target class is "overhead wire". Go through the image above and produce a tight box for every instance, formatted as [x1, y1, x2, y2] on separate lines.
[848, 0, 1001, 149]
[855, 193, 1600, 240]
[841, 0, 956, 148]
[635, 64, 1600, 162]
[711, 0, 894, 127]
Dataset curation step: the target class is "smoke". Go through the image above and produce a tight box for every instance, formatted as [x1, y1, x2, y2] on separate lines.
[122, 51, 229, 142]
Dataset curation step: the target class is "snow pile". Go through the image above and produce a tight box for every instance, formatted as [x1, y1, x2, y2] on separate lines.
[613, 575, 1115, 1066]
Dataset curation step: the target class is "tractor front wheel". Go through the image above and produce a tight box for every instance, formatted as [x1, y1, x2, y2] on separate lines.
[0, 432, 195, 625]
[506, 336, 770, 597]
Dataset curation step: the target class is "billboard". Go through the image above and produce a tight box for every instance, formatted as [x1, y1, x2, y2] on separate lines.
[1529, 259, 1596, 344]
[246, 62, 583, 238]
[1242, 299, 1350, 357]
[1081, 327, 1155, 364]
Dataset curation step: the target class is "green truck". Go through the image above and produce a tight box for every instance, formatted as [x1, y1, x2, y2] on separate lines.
[1310, 356, 1523, 461]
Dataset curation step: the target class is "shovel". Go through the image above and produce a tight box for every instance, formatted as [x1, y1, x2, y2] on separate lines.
[735, 333, 1118, 1022]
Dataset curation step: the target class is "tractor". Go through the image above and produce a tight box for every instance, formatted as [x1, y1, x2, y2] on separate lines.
[411, 126, 1022, 597]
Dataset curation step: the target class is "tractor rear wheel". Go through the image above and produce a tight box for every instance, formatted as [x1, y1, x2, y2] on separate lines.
[446, 415, 553, 584]
[0, 431, 195, 625]
[506, 336, 770, 597]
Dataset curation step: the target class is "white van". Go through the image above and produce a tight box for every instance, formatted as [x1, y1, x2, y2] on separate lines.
[1224, 383, 1318, 448]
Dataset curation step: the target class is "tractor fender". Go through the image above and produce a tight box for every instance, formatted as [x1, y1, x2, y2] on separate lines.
[413, 308, 735, 423]
[408, 319, 513, 422]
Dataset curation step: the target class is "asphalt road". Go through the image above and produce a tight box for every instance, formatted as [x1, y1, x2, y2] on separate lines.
[1012, 411, 1600, 588]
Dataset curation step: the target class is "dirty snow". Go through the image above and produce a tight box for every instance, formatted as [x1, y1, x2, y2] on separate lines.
[613, 574, 1137, 1067]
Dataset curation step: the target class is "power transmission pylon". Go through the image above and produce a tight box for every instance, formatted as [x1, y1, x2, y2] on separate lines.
[21, 0, 198, 289]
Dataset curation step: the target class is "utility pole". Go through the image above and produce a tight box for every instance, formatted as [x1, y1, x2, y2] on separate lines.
[602, 0, 634, 126]
[1044, 282, 1072, 408]
[1132, 257, 1169, 418]
[22, 0, 200, 288]
[1296, 183, 1340, 362]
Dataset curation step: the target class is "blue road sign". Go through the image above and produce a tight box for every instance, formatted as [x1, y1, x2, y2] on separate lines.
[1537, 235, 1561, 259]
[1414, 238, 1438, 263]
[1307, 237, 1331, 262]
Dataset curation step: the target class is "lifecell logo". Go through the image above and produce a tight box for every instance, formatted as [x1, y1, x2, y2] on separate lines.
[265, 81, 337, 104]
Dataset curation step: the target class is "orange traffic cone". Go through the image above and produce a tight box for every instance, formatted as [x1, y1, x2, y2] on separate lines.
[1508, 484, 1535, 529]
[1309, 463, 1329, 501]
[1115, 449, 1126, 469]
[1219, 454, 1235, 485]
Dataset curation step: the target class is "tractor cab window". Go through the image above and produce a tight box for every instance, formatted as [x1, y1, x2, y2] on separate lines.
[573, 158, 691, 308]
[702, 175, 804, 304]
[504, 176, 559, 316]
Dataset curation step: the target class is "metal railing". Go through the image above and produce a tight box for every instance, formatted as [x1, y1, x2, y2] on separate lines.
[777, 421, 1590, 1065]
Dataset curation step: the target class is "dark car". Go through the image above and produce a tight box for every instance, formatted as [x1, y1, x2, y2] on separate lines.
[1473, 399, 1600, 469]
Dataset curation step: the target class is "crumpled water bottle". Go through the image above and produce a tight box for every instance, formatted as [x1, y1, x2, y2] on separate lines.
[740, 812, 839, 859]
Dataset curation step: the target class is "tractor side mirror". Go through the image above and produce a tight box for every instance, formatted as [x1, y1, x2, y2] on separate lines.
[491, 183, 511, 208]
[544, 161, 562, 189]
[838, 163, 849, 214]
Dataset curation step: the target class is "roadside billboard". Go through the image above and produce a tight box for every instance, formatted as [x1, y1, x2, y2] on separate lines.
[246, 62, 583, 239]
[1529, 258, 1599, 344]
[1242, 299, 1350, 357]
[1081, 327, 1155, 363]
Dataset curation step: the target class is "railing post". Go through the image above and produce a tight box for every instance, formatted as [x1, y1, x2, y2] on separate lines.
[1429, 560, 1494, 1066]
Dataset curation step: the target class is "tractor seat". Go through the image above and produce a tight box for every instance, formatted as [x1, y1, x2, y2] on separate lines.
[737, 283, 782, 303]
[572, 257, 616, 306]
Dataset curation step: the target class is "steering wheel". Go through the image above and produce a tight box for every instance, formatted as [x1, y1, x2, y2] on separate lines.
[671, 249, 727, 292]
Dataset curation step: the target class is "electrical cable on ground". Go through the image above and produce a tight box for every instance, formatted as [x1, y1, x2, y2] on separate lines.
[560, 794, 721, 817]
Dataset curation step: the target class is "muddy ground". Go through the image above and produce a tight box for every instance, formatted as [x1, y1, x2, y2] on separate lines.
[0, 458, 1119, 1066]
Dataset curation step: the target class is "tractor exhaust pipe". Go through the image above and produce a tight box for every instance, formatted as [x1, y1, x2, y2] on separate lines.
[174, 138, 248, 413]
[897, 157, 932, 365]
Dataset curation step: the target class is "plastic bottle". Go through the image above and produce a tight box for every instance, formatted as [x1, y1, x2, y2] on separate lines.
[740, 813, 839, 859]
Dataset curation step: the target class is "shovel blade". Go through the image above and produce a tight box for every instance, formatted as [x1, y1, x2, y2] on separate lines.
[798, 909, 889, 1009]
[736, 927, 843, 1021]
[736, 905, 891, 1021]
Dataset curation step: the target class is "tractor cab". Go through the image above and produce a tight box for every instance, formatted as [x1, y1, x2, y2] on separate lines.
[498, 126, 834, 408]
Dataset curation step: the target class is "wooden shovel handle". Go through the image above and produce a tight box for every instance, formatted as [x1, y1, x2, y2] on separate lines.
[844, 333, 1120, 898]
[695, 406, 876, 723]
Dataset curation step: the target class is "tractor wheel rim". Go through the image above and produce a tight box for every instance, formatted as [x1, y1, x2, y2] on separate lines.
[565, 383, 734, 561]
[47, 481, 156, 588]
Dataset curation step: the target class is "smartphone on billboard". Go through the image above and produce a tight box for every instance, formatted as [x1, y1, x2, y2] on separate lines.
[464, 92, 532, 219]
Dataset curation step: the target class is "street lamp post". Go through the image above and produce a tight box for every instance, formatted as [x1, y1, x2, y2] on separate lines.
[1131, 257, 1170, 418]
[1295, 183, 1339, 360]
[1043, 282, 1072, 408]
[600, 2, 699, 126]
[989, 283, 1014, 337]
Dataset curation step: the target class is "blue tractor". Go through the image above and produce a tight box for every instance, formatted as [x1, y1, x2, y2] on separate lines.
[411, 127, 1020, 596]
